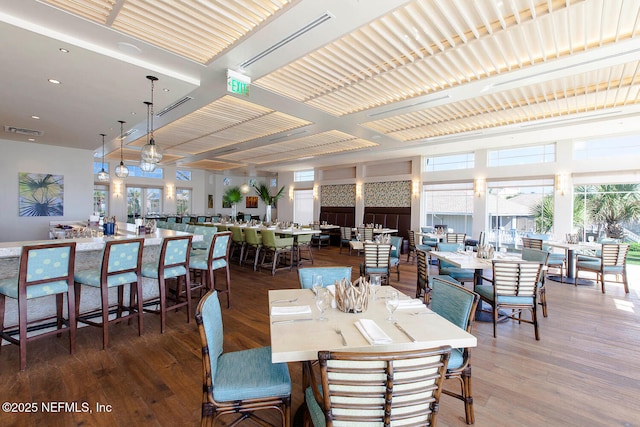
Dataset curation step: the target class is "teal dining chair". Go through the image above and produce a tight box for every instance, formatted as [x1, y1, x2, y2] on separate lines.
[298, 266, 352, 289]
[196, 290, 291, 426]
[189, 231, 232, 308]
[0, 241, 77, 370]
[437, 242, 475, 285]
[415, 249, 455, 303]
[74, 238, 144, 349]
[430, 277, 480, 424]
[521, 247, 550, 317]
[141, 235, 192, 333]
[389, 235, 403, 281]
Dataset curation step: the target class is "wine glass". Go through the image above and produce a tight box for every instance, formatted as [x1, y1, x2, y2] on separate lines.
[312, 275, 324, 295]
[385, 289, 399, 321]
[316, 288, 331, 321]
[370, 274, 382, 300]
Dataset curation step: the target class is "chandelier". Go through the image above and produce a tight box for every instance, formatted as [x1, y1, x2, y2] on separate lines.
[114, 120, 129, 178]
[140, 75, 163, 164]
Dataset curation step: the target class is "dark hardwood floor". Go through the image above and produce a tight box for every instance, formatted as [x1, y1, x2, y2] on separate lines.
[1, 245, 639, 426]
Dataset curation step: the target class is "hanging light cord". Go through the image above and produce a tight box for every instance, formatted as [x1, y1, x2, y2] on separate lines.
[149, 78, 155, 144]
[119, 120, 125, 162]
[101, 133, 106, 169]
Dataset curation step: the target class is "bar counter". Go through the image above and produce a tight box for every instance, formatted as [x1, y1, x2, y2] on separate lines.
[0, 222, 202, 328]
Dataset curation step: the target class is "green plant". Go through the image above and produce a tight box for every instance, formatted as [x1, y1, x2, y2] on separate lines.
[253, 182, 284, 206]
[223, 186, 243, 205]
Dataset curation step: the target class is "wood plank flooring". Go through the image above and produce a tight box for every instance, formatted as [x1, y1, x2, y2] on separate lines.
[1, 246, 639, 426]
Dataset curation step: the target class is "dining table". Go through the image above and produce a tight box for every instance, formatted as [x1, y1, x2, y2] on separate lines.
[543, 241, 601, 285]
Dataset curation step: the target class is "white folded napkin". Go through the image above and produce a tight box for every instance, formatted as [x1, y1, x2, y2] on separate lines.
[325, 284, 336, 296]
[396, 299, 425, 310]
[355, 319, 392, 345]
[270, 305, 312, 316]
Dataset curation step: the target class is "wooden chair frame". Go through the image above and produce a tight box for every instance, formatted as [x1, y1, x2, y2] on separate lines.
[576, 243, 630, 293]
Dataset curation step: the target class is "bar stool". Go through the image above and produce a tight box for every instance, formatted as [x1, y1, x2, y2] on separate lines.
[0, 241, 76, 370]
[189, 231, 232, 308]
[74, 238, 144, 349]
[141, 235, 192, 333]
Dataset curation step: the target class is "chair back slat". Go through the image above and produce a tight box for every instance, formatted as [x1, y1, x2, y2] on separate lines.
[340, 226, 352, 240]
[446, 233, 466, 244]
[492, 261, 542, 297]
[521, 237, 543, 250]
[601, 244, 629, 266]
[416, 249, 428, 288]
[318, 347, 450, 426]
[408, 230, 416, 247]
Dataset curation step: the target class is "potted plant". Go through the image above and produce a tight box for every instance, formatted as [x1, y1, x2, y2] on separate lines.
[253, 182, 285, 223]
[223, 186, 243, 220]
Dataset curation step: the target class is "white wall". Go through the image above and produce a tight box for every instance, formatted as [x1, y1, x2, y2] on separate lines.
[0, 139, 94, 242]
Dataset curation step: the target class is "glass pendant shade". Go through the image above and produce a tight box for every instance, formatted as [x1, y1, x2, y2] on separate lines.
[97, 133, 110, 182]
[139, 159, 156, 172]
[141, 75, 162, 164]
[115, 161, 129, 178]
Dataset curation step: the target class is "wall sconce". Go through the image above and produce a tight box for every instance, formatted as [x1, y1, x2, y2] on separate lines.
[113, 180, 122, 198]
[289, 185, 294, 201]
[356, 182, 362, 200]
[555, 174, 568, 196]
[412, 179, 420, 198]
[166, 184, 174, 199]
[474, 178, 485, 197]
[313, 185, 318, 200]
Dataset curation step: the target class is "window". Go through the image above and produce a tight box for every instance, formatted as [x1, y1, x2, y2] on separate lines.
[573, 135, 640, 160]
[176, 170, 191, 181]
[93, 161, 108, 174]
[488, 143, 555, 167]
[126, 165, 164, 179]
[293, 189, 314, 225]
[294, 170, 315, 182]
[176, 188, 191, 215]
[127, 187, 163, 218]
[93, 185, 108, 216]
[486, 179, 554, 247]
[424, 153, 474, 172]
[423, 182, 474, 236]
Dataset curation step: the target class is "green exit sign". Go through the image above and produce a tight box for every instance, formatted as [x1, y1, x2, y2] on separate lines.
[227, 69, 251, 96]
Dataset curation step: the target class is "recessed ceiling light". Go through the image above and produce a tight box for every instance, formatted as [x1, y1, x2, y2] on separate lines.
[31, 115, 40, 119]
[163, 88, 170, 92]
[48, 79, 61, 84]
[59, 48, 69, 53]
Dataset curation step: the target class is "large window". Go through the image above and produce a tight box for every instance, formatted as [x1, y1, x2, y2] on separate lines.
[488, 143, 555, 167]
[423, 182, 474, 236]
[424, 153, 474, 172]
[486, 179, 554, 247]
[93, 185, 108, 216]
[126, 165, 164, 179]
[127, 187, 163, 218]
[573, 135, 640, 160]
[176, 170, 192, 181]
[93, 161, 108, 175]
[294, 170, 315, 182]
[293, 189, 314, 225]
[176, 188, 191, 215]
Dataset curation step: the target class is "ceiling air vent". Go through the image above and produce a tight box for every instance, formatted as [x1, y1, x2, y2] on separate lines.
[239, 11, 334, 68]
[4, 125, 43, 137]
[157, 96, 193, 117]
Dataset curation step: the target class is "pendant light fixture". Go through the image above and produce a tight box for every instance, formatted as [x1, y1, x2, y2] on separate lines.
[140, 75, 163, 164]
[114, 120, 129, 178]
[139, 101, 156, 172]
[97, 133, 110, 182]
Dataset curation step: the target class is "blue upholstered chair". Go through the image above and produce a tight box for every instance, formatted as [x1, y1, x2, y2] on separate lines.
[189, 231, 232, 308]
[521, 248, 550, 317]
[191, 225, 218, 252]
[415, 249, 455, 303]
[195, 290, 291, 426]
[437, 242, 475, 285]
[304, 346, 451, 426]
[0, 241, 77, 370]
[141, 235, 192, 333]
[311, 224, 330, 249]
[298, 267, 352, 289]
[74, 238, 144, 349]
[431, 277, 480, 424]
[523, 237, 566, 283]
[474, 260, 544, 340]
[389, 235, 403, 281]
[576, 243, 630, 294]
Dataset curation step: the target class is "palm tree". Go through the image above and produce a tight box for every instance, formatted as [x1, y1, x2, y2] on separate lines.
[581, 184, 640, 239]
[530, 194, 585, 234]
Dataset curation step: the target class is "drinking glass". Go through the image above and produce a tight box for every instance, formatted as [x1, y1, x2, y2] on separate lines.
[385, 289, 399, 321]
[316, 288, 331, 321]
[370, 274, 382, 300]
[312, 275, 324, 295]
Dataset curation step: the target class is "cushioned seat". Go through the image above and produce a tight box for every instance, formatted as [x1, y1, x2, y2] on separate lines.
[575, 243, 630, 293]
[189, 231, 232, 307]
[437, 242, 475, 285]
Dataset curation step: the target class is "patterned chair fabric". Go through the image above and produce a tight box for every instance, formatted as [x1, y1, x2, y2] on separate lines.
[474, 261, 543, 340]
[74, 238, 144, 349]
[189, 231, 232, 308]
[431, 277, 480, 424]
[298, 267, 352, 289]
[576, 243, 630, 294]
[191, 225, 218, 251]
[0, 242, 77, 371]
[195, 290, 291, 426]
[141, 235, 192, 333]
[305, 347, 451, 426]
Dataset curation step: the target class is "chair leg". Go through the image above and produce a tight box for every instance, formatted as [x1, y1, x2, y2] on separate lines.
[492, 305, 498, 338]
[532, 305, 539, 341]
[158, 276, 167, 334]
[18, 296, 28, 370]
[623, 270, 629, 294]
[540, 288, 548, 318]
[101, 285, 110, 350]
[462, 366, 474, 425]
[135, 280, 144, 337]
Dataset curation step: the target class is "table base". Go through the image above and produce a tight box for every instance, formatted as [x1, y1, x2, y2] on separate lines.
[475, 303, 510, 323]
[547, 275, 595, 286]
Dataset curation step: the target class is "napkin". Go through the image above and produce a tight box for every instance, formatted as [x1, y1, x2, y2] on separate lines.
[355, 319, 392, 345]
[396, 299, 425, 310]
[325, 284, 336, 296]
[270, 305, 312, 316]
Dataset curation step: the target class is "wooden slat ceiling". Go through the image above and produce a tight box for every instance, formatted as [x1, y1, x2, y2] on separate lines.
[44, 0, 294, 64]
[178, 159, 244, 171]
